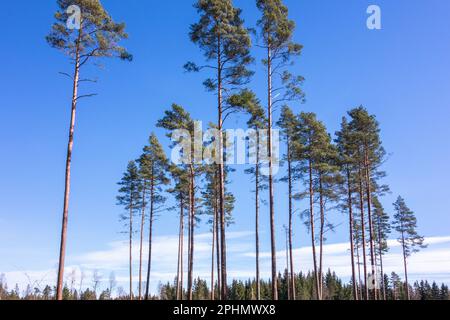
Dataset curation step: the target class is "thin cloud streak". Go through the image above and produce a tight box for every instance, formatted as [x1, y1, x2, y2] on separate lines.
[2, 234, 450, 294]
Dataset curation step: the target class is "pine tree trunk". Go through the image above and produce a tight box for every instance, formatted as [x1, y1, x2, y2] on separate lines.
[285, 229, 290, 300]
[364, 150, 377, 300]
[400, 228, 410, 300]
[145, 173, 155, 300]
[211, 203, 217, 300]
[346, 167, 359, 300]
[308, 159, 320, 300]
[138, 185, 146, 300]
[217, 34, 228, 300]
[215, 194, 221, 300]
[176, 195, 184, 300]
[255, 138, 261, 301]
[356, 238, 363, 300]
[267, 45, 278, 301]
[187, 165, 195, 301]
[358, 168, 369, 300]
[187, 185, 192, 299]
[376, 213, 386, 300]
[129, 193, 134, 300]
[287, 142, 295, 300]
[318, 174, 325, 300]
[214, 169, 221, 300]
[56, 28, 82, 301]
[378, 240, 386, 300]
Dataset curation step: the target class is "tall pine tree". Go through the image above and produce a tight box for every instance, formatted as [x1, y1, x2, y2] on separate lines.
[186, 0, 254, 298]
[244, 96, 268, 300]
[157, 104, 203, 300]
[277, 106, 300, 300]
[47, 0, 132, 300]
[139, 134, 170, 300]
[256, 0, 304, 299]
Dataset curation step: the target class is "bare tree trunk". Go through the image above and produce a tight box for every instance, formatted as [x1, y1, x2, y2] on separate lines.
[214, 169, 221, 300]
[267, 44, 278, 301]
[356, 238, 363, 300]
[377, 216, 386, 300]
[255, 139, 261, 301]
[187, 185, 192, 299]
[129, 195, 134, 300]
[287, 142, 295, 300]
[215, 189, 222, 300]
[217, 34, 228, 300]
[145, 173, 155, 300]
[364, 151, 377, 300]
[308, 160, 320, 300]
[211, 203, 217, 300]
[176, 195, 184, 300]
[358, 168, 369, 300]
[187, 165, 195, 301]
[346, 167, 358, 300]
[138, 185, 146, 300]
[400, 229, 410, 300]
[285, 227, 290, 300]
[56, 28, 82, 301]
[215, 199, 221, 300]
[318, 174, 325, 300]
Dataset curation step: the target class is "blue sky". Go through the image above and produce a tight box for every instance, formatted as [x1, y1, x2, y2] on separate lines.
[0, 0, 450, 293]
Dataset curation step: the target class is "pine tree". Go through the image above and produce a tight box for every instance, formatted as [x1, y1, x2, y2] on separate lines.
[186, 0, 254, 299]
[347, 107, 387, 299]
[201, 166, 220, 300]
[335, 117, 359, 300]
[277, 106, 300, 300]
[312, 126, 339, 300]
[372, 196, 391, 300]
[244, 94, 267, 301]
[201, 163, 235, 300]
[168, 165, 190, 301]
[138, 134, 170, 300]
[47, 0, 131, 300]
[393, 196, 427, 300]
[157, 104, 202, 300]
[298, 112, 337, 300]
[256, 0, 304, 300]
[117, 161, 141, 300]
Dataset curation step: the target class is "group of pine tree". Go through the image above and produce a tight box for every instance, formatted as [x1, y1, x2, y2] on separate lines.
[43, 0, 438, 301]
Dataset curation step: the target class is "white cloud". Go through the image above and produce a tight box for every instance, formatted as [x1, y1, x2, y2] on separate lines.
[2, 234, 450, 295]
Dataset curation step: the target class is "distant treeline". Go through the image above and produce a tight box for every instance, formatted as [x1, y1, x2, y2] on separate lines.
[1, 271, 448, 301]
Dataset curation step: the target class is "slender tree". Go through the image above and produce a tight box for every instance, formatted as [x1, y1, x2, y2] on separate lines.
[136, 154, 148, 301]
[393, 196, 426, 300]
[201, 165, 220, 301]
[244, 98, 268, 301]
[186, 0, 254, 298]
[372, 196, 390, 300]
[277, 106, 300, 300]
[168, 165, 190, 300]
[348, 107, 387, 299]
[157, 104, 202, 300]
[117, 161, 141, 300]
[202, 164, 235, 300]
[256, 0, 304, 300]
[298, 112, 334, 300]
[47, 0, 132, 300]
[138, 134, 170, 300]
[313, 127, 339, 301]
[336, 117, 359, 300]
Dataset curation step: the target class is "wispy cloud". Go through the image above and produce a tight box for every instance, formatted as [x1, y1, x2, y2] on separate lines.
[2, 234, 450, 294]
